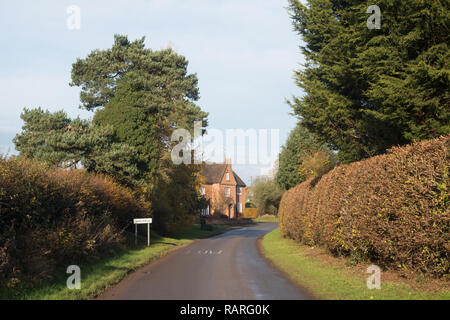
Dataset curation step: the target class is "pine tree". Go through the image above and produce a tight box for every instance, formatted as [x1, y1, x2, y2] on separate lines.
[288, 0, 449, 162]
[70, 35, 209, 234]
[71, 35, 208, 178]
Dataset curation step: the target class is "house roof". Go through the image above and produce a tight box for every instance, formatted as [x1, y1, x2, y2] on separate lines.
[202, 164, 227, 184]
[233, 172, 246, 187]
[201, 163, 246, 187]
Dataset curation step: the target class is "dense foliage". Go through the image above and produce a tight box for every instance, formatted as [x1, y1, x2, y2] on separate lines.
[279, 135, 449, 277]
[252, 177, 284, 216]
[71, 34, 208, 234]
[13, 108, 141, 187]
[72, 35, 207, 176]
[288, 0, 449, 163]
[0, 156, 150, 287]
[13, 35, 209, 235]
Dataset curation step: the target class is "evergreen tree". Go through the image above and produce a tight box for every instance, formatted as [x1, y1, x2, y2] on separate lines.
[288, 0, 449, 162]
[70, 35, 209, 234]
[13, 108, 141, 187]
[71, 34, 208, 177]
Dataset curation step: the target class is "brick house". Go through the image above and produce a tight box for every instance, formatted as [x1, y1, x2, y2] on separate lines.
[200, 159, 246, 219]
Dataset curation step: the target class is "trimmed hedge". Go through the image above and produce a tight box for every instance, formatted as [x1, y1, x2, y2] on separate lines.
[243, 208, 259, 219]
[0, 156, 150, 287]
[279, 136, 449, 277]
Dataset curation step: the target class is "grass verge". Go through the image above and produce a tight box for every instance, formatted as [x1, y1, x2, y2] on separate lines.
[260, 228, 450, 300]
[2, 224, 228, 300]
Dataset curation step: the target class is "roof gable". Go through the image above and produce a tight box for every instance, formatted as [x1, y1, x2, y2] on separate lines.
[220, 168, 236, 185]
[201, 163, 246, 187]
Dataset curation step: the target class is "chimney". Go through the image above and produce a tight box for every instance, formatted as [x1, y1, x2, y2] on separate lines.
[224, 158, 232, 171]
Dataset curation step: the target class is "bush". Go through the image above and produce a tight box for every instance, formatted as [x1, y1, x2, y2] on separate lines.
[279, 135, 449, 277]
[0, 156, 150, 287]
[298, 150, 336, 179]
[252, 178, 284, 216]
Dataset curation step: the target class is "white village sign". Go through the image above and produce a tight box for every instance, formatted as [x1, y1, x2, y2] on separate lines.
[133, 218, 152, 247]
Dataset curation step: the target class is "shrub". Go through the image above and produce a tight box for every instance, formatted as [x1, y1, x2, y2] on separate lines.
[0, 156, 150, 287]
[278, 135, 449, 277]
[298, 150, 336, 179]
[252, 178, 284, 216]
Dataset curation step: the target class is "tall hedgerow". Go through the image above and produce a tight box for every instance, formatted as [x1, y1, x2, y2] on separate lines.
[279, 135, 449, 277]
[0, 156, 150, 287]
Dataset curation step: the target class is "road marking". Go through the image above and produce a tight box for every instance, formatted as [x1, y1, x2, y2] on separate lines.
[196, 250, 223, 255]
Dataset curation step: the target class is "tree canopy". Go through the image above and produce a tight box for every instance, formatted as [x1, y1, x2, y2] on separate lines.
[13, 35, 210, 234]
[251, 177, 284, 216]
[71, 35, 209, 234]
[288, 0, 449, 163]
[13, 108, 141, 187]
[71, 35, 208, 179]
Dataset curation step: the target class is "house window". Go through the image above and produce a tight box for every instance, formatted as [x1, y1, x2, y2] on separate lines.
[225, 187, 230, 197]
[200, 186, 205, 195]
[236, 186, 241, 195]
[225, 172, 230, 181]
[237, 202, 242, 213]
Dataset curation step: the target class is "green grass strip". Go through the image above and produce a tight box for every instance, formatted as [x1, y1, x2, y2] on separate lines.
[260, 228, 450, 300]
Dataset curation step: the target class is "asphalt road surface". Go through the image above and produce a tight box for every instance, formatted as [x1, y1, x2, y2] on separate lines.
[99, 222, 311, 300]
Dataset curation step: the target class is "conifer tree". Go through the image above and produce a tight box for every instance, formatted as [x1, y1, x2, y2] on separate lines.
[13, 108, 141, 187]
[288, 0, 449, 162]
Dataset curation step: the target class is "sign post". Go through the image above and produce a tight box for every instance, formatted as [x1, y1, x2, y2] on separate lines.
[133, 218, 152, 247]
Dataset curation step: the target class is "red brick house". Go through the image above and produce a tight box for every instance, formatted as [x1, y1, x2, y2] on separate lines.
[200, 159, 246, 219]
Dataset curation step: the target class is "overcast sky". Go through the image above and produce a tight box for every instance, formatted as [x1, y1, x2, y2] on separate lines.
[0, 0, 305, 184]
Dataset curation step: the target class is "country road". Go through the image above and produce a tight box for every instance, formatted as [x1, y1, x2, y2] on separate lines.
[99, 223, 311, 300]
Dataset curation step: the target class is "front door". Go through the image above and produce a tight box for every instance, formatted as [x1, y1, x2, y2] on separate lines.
[228, 204, 234, 219]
